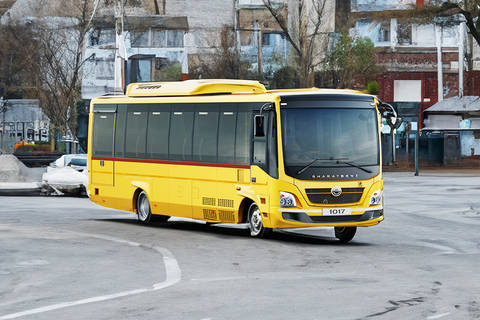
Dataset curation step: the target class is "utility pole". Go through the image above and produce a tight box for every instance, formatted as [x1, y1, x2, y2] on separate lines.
[0, 97, 7, 153]
[114, 0, 126, 94]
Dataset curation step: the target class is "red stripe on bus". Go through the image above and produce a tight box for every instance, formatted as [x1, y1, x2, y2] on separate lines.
[91, 156, 251, 169]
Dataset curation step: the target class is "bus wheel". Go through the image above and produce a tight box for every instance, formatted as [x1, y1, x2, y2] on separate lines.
[247, 203, 271, 238]
[334, 227, 356, 243]
[137, 191, 152, 223]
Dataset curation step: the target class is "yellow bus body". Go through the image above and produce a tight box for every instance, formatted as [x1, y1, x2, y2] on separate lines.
[88, 80, 384, 233]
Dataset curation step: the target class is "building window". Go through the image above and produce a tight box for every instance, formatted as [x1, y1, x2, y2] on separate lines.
[131, 30, 150, 47]
[378, 21, 390, 42]
[397, 23, 412, 45]
[262, 33, 271, 46]
[95, 59, 114, 80]
[90, 28, 115, 46]
[166, 30, 184, 48]
[152, 29, 166, 47]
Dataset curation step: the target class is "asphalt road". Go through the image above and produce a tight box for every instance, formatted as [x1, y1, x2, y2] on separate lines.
[0, 172, 479, 320]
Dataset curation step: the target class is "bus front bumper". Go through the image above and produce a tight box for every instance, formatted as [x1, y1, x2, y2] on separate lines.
[267, 207, 384, 229]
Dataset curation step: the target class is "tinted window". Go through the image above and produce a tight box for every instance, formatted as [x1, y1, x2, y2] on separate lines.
[93, 112, 115, 157]
[235, 111, 252, 164]
[114, 104, 127, 158]
[147, 108, 170, 159]
[193, 111, 219, 163]
[268, 113, 278, 178]
[218, 110, 237, 164]
[125, 107, 148, 158]
[169, 107, 194, 161]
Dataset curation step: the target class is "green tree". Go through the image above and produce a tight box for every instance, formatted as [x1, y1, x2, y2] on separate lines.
[324, 34, 377, 89]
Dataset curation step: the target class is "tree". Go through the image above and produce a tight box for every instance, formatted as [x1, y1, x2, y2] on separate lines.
[31, 0, 103, 149]
[0, 23, 41, 99]
[416, 1, 480, 47]
[324, 33, 377, 89]
[262, 0, 328, 88]
[190, 26, 256, 80]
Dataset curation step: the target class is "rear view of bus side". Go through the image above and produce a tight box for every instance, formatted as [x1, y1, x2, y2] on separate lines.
[88, 79, 387, 243]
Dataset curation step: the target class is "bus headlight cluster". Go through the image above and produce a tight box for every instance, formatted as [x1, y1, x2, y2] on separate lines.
[369, 190, 383, 206]
[280, 191, 297, 207]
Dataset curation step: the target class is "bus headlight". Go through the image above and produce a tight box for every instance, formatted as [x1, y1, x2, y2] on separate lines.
[280, 191, 297, 207]
[369, 190, 383, 206]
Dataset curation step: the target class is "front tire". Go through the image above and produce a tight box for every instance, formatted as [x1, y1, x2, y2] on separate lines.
[334, 226, 357, 243]
[247, 202, 272, 238]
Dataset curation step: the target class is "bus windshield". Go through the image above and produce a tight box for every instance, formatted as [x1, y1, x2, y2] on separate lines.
[281, 107, 379, 180]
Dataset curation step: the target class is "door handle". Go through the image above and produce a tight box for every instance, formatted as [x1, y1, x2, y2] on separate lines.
[100, 160, 104, 166]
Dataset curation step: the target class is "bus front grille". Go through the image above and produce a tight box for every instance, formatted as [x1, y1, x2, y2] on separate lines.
[305, 188, 364, 204]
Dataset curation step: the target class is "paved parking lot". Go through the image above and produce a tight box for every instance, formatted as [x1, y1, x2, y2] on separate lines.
[0, 172, 479, 320]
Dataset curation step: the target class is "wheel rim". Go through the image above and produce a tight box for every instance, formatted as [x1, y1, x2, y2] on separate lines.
[138, 193, 150, 221]
[249, 204, 263, 236]
[336, 227, 346, 234]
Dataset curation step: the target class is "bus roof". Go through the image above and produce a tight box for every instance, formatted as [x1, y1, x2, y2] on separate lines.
[126, 79, 267, 97]
[123, 80, 374, 99]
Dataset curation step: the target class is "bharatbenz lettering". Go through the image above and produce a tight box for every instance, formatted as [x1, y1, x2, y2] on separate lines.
[88, 80, 396, 243]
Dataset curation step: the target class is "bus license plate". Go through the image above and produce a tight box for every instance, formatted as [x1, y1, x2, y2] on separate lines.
[323, 208, 351, 216]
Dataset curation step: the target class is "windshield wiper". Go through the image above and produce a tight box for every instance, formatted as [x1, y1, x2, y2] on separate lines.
[296, 158, 372, 175]
[296, 157, 347, 175]
[335, 160, 372, 173]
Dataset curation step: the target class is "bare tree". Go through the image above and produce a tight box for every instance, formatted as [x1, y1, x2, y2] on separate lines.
[33, 0, 102, 149]
[190, 26, 256, 80]
[262, 0, 328, 87]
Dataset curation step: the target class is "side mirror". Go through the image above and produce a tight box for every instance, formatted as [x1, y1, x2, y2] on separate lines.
[379, 102, 400, 126]
[254, 115, 265, 137]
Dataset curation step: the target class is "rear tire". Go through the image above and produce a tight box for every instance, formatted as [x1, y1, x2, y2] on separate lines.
[137, 191, 152, 224]
[334, 226, 356, 243]
[247, 202, 272, 238]
[136, 191, 170, 223]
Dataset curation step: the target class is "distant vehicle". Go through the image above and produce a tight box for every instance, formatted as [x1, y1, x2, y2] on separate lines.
[52, 154, 87, 171]
[88, 80, 396, 243]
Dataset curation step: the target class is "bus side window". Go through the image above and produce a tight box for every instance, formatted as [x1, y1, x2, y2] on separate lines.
[125, 105, 148, 158]
[268, 112, 278, 178]
[218, 109, 237, 164]
[92, 104, 116, 157]
[169, 105, 194, 161]
[114, 104, 127, 158]
[147, 106, 170, 160]
[193, 109, 219, 163]
[235, 111, 252, 165]
[253, 112, 267, 170]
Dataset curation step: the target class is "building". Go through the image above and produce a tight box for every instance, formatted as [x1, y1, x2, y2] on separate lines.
[0, 99, 49, 153]
[423, 96, 480, 162]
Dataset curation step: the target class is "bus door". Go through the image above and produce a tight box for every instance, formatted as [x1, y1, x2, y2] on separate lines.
[252, 109, 277, 185]
[91, 104, 116, 186]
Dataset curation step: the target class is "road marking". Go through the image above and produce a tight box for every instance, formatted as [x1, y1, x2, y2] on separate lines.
[0, 231, 181, 320]
[418, 241, 458, 255]
[427, 312, 451, 319]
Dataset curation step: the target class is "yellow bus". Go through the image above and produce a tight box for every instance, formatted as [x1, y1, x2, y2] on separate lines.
[88, 79, 394, 243]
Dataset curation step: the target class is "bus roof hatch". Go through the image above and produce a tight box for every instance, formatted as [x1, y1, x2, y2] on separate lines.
[126, 80, 266, 97]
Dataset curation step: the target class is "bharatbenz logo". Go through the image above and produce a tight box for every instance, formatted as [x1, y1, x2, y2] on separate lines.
[311, 174, 359, 179]
[331, 186, 342, 197]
